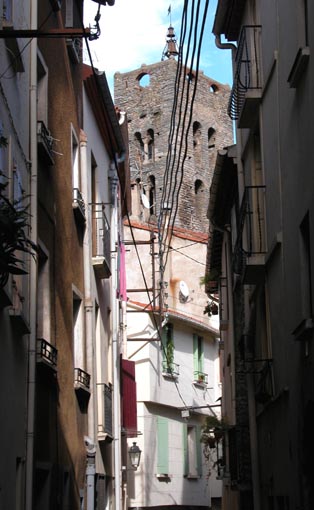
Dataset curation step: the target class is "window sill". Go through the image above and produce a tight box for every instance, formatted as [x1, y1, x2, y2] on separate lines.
[162, 371, 179, 380]
[185, 474, 201, 480]
[156, 473, 171, 481]
[193, 380, 207, 388]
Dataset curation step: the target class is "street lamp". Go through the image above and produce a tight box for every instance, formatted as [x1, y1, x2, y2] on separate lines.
[128, 442, 142, 470]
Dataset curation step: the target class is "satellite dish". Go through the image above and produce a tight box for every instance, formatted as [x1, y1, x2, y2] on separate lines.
[179, 280, 189, 298]
[141, 194, 150, 209]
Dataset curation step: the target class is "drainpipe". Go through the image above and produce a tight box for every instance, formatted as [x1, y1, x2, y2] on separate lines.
[109, 163, 122, 510]
[214, 35, 237, 58]
[80, 130, 96, 438]
[85, 437, 97, 510]
[25, 1, 37, 509]
[80, 131, 99, 509]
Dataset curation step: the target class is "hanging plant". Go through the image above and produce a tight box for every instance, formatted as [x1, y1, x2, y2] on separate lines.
[0, 161, 36, 288]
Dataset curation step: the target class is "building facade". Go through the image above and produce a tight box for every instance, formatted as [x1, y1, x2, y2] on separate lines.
[207, 1, 314, 510]
[1, 1, 131, 509]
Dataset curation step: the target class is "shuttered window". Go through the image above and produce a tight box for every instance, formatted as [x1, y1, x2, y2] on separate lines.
[157, 416, 168, 474]
[182, 423, 202, 477]
[193, 334, 204, 373]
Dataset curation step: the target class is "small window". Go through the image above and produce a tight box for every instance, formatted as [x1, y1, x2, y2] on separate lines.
[193, 122, 202, 147]
[73, 288, 84, 371]
[146, 129, 154, 161]
[208, 127, 216, 149]
[134, 132, 144, 161]
[186, 71, 195, 82]
[149, 175, 155, 214]
[138, 73, 150, 87]
[210, 83, 219, 93]
[194, 179, 204, 194]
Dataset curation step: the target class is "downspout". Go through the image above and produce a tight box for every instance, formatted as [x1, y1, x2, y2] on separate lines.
[109, 163, 122, 510]
[214, 34, 237, 58]
[25, 1, 37, 509]
[80, 130, 97, 509]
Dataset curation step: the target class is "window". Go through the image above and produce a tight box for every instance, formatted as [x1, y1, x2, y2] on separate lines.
[72, 287, 84, 371]
[145, 129, 154, 161]
[300, 212, 312, 319]
[134, 132, 144, 162]
[183, 424, 202, 477]
[161, 323, 174, 372]
[37, 51, 48, 125]
[193, 334, 206, 383]
[137, 73, 150, 87]
[193, 122, 202, 167]
[157, 416, 168, 475]
[2, 0, 12, 24]
[208, 127, 216, 149]
[194, 179, 204, 195]
[148, 175, 155, 214]
[71, 128, 80, 190]
[37, 244, 51, 343]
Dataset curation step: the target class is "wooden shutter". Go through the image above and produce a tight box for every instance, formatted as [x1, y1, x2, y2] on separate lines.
[196, 426, 203, 476]
[182, 423, 188, 476]
[193, 334, 198, 373]
[157, 416, 168, 474]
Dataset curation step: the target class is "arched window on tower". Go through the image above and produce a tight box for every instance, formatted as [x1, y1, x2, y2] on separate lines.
[194, 179, 204, 195]
[148, 175, 155, 215]
[146, 129, 154, 161]
[208, 127, 216, 149]
[134, 132, 144, 163]
[193, 121, 202, 167]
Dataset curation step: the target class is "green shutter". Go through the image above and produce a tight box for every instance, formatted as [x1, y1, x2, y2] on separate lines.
[199, 337, 204, 373]
[196, 426, 203, 476]
[161, 328, 167, 361]
[193, 334, 198, 373]
[182, 423, 188, 476]
[157, 416, 168, 474]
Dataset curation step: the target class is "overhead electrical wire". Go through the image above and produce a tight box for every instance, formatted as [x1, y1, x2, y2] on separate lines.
[158, 0, 210, 276]
[76, 0, 214, 411]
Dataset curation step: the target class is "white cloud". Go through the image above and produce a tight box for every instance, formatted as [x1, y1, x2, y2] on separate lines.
[83, 0, 232, 94]
[84, 0, 180, 78]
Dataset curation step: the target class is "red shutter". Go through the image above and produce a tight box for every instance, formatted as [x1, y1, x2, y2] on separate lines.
[121, 359, 137, 437]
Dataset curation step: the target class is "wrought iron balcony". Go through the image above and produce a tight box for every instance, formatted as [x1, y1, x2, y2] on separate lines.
[36, 338, 58, 370]
[193, 370, 208, 385]
[91, 203, 111, 278]
[162, 360, 180, 377]
[37, 121, 54, 165]
[97, 383, 113, 438]
[74, 368, 91, 391]
[228, 25, 262, 127]
[232, 185, 267, 284]
[72, 187, 86, 224]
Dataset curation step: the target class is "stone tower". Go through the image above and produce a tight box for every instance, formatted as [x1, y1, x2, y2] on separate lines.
[114, 31, 233, 234]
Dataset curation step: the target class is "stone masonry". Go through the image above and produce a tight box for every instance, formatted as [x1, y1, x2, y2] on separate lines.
[114, 57, 233, 234]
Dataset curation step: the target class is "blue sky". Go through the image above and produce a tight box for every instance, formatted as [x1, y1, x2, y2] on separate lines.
[84, 0, 233, 96]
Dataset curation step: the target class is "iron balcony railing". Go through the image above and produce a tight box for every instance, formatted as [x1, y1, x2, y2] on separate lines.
[232, 185, 267, 275]
[97, 383, 113, 436]
[228, 25, 262, 120]
[72, 187, 86, 219]
[74, 368, 91, 390]
[37, 120, 54, 164]
[162, 360, 180, 377]
[92, 203, 111, 266]
[36, 338, 58, 369]
[193, 370, 208, 385]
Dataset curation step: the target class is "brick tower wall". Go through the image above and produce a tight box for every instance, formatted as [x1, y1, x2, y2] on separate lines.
[114, 57, 233, 233]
